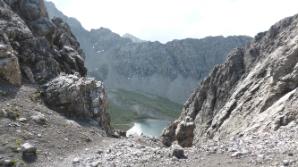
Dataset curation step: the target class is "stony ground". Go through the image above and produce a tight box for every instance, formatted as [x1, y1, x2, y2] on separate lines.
[0, 84, 106, 167]
[1, 84, 297, 167]
[48, 137, 252, 167]
[40, 132, 298, 167]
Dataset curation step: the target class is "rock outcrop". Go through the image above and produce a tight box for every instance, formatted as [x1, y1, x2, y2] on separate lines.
[0, 0, 110, 134]
[0, 0, 86, 84]
[162, 14, 298, 147]
[42, 73, 112, 134]
[45, 1, 252, 103]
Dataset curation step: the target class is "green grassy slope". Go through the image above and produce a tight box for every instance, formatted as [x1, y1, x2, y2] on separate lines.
[107, 89, 182, 130]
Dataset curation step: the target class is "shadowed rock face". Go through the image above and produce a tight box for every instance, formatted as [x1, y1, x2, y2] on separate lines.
[45, 1, 252, 103]
[6, 0, 53, 37]
[0, 0, 111, 133]
[162, 14, 298, 147]
[0, 0, 86, 84]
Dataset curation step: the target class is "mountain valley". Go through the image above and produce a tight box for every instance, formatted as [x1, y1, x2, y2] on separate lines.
[0, 0, 298, 167]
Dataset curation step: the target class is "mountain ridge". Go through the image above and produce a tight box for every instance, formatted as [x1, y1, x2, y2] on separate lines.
[1, 0, 298, 166]
[122, 33, 145, 43]
[45, 1, 252, 103]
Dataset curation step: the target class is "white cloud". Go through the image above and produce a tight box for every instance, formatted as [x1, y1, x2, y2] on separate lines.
[49, 0, 298, 43]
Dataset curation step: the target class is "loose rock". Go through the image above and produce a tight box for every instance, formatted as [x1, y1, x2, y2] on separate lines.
[21, 142, 37, 162]
[172, 148, 187, 159]
[31, 113, 47, 125]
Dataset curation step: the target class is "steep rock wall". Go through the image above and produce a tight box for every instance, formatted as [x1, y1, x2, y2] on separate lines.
[162, 14, 298, 147]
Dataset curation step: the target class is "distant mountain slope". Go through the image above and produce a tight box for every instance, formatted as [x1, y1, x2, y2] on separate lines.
[122, 33, 145, 43]
[108, 89, 182, 130]
[45, 1, 252, 102]
[88, 33, 251, 103]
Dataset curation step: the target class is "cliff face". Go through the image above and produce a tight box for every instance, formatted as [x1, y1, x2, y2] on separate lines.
[1, 0, 87, 84]
[162, 14, 298, 147]
[0, 0, 110, 133]
[45, 1, 252, 103]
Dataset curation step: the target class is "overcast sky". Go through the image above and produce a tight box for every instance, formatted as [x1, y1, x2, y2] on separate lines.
[48, 0, 298, 43]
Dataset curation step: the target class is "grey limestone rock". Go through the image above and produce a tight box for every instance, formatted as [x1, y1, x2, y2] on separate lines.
[0, 0, 86, 84]
[0, 0, 110, 136]
[162, 14, 298, 147]
[0, 43, 21, 86]
[42, 73, 112, 134]
[21, 142, 37, 161]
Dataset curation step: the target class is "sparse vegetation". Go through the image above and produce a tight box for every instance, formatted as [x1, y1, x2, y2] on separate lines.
[15, 138, 23, 147]
[30, 91, 41, 102]
[107, 89, 182, 130]
[0, 90, 8, 96]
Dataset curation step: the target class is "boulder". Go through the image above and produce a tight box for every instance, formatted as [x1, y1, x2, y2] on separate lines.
[31, 113, 47, 125]
[18, 117, 28, 123]
[0, 44, 21, 86]
[161, 119, 195, 147]
[161, 120, 179, 147]
[175, 121, 195, 147]
[21, 142, 37, 161]
[42, 73, 112, 134]
[0, 159, 16, 167]
[172, 148, 187, 159]
[21, 143, 37, 153]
